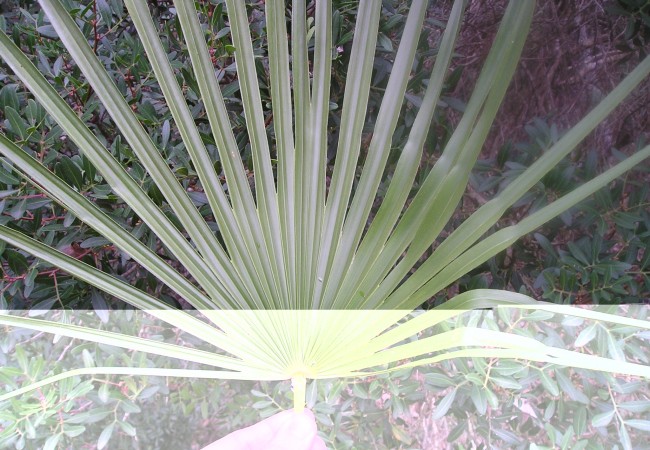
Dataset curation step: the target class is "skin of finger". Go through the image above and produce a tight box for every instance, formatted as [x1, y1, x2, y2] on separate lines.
[268, 434, 328, 450]
[266, 410, 326, 450]
[200, 409, 321, 450]
[309, 434, 329, 450]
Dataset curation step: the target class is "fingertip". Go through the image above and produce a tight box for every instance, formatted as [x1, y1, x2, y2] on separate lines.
[269, 408, 318, 445]
[311, 435, 328, 450]
[290, 410, 318, 434]
[289, 407, 316, 420]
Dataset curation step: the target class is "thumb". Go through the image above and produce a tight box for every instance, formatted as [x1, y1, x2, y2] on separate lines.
[267, 409, 319, 450]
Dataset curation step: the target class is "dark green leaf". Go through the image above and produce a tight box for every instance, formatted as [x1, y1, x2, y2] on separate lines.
[118, 420, 136, 437]
[82, 155, 97, 183]
[91, 290, 109, 323]
[618, 423, 632, 450]
[42, 434, 61, 450]
[252, 400, 273, 409]
[390, 424, 412, 445]
[618, 400, 650, 413]
[56, 156, 84, 190]
[0, 165, 21, 185]
[5, 249, 29, 275]
[431, 388, 456, 420]
[574, 324, 598, 347]
[36, 25, 59, 39]
[625, 419, 650, 431]
[8, 198, 26, 220]
[490, 376, 522, 390]
[424, 373, 456, 388]
[556, 370, 589, 404]
[161, 119, 171, 148]
[62, 425, 86, 438]
[492, 428, 522, 445]
[4, 106, 27, 140]
[0, 85, 20, 111]
[470, 385, 487, 415]
[591, 409, 615, 428]
[539, 370, 560, 396]
[97, 423, 114, 450]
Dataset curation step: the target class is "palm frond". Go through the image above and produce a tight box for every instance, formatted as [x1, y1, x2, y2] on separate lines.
[0, 0, 649, 419]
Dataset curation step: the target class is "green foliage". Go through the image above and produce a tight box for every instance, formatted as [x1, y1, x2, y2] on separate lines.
[605, 0, 650, 50]
[462, 119, 649, 305]
[0, 310, 251, 449]
[2, 308, 650, 449]
[0, 1, 649, 450]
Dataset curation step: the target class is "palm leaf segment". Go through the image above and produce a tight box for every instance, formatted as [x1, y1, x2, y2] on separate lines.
[1, 0, 650, 412]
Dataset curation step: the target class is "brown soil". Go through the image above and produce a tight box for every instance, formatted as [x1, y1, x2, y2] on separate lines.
[432, 0, 649, 162]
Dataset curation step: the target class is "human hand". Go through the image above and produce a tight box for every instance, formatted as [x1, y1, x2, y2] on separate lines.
[201, 409, 327, 450]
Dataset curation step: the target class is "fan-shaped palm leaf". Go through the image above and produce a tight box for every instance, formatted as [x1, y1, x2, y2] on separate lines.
[1, 0, 650, 422]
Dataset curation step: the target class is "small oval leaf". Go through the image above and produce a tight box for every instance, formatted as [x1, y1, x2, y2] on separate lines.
[432, 388, 457, 420]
